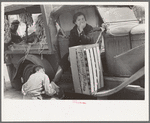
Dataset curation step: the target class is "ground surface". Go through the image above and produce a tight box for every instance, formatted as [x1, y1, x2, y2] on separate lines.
[3, 80, 145, 100]
[3, 63, 145, 100]
[4, 81, 23, 100]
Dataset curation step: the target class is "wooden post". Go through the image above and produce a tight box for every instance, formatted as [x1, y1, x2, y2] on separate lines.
[40, 5, 54, 54]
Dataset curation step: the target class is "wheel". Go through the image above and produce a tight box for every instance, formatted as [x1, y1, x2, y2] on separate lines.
[11, 78, 22, 91]
[23, 64, 34, 83]
[7, 64, 22, 90]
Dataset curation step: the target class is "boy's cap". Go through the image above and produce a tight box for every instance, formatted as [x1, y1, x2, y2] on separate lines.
[11, 20, 20, 25]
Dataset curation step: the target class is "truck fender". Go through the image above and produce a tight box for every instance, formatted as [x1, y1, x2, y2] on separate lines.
[13, 54, 55, 81]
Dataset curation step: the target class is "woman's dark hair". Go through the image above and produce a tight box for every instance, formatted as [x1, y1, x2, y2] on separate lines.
[72, 12, 86, 24]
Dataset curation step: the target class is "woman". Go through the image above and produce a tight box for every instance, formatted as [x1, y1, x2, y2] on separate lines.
[52, 12, 93, 84]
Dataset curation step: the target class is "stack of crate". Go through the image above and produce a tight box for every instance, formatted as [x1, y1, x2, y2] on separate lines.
[69, 44, 104, 95]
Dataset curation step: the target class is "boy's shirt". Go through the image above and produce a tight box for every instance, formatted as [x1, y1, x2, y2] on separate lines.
[22, 71, 56, 97]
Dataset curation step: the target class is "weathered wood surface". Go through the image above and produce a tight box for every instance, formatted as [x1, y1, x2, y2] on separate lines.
[77, 48, 90, 94]
[69, 44, 104, 95]
[86, 49, 94, 93]
[69, 48, 82, 93]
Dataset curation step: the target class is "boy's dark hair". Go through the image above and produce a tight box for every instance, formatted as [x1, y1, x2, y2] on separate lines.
[32, 65, 44, 73]
[72, 12, 86, 24]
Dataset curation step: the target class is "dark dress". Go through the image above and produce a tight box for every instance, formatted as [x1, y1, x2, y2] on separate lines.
[59, 24, 93, 71]
[10, 28, 22, 44]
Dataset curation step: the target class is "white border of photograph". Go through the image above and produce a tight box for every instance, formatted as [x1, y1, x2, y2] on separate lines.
[1, 2, 149, 121]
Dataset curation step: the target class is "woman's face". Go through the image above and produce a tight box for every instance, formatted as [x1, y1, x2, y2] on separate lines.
[75, 15, 86, 27]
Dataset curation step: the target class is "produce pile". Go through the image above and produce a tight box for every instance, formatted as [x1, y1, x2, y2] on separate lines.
[132, 5, 145, 23]
[35, 14, 47, 43]
[4, 15, 11, 44]
[19, 12, 33, 26]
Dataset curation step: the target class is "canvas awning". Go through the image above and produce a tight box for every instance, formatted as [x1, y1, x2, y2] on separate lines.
[50, 5, 95, 20]
[4, 5, 41, 15]
[51, 5, 135, 22]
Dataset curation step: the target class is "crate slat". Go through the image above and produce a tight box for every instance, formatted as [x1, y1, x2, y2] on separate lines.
[90, 48, 97, 91]
[76, 48, 90, 95]
[86, 49, 94, 93]
[96, 46, 104, 87]
[69, 48, 82, 93]
[93, 47, 100, 89]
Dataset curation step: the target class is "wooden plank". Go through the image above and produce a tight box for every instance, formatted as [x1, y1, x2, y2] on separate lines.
[86, 49, 94, 93]
[76, 48, 83, 93]
[72, 44, 98, 50]
[114, 44, 144, 74]
[76, 48, 90, 94]
[95, 46, 101, 84]
[93, 47, 100, 89]
[96, 46, 104, 88]
[5, 49, 52, 54]
[69, 48, 82, 93]
[90, 48, 97, 92]
[40, 5, 54, 53]
[82, 49, 90, 94]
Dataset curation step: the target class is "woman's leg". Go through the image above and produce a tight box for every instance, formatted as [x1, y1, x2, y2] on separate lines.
[52, 66, 63, 83]
[52, 53, 70, 84]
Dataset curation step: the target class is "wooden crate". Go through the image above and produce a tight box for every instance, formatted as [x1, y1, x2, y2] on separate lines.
[69, 44, 104, 95]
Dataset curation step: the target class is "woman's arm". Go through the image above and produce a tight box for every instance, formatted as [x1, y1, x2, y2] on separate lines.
[79, 30, 93, 44]
[69, 24, 93, 47]
[80, 24, 93, 44]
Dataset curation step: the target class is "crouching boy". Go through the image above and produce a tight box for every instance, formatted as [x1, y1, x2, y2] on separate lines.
[22, 65, 63, 100]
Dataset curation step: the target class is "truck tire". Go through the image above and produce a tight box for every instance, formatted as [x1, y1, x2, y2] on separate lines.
[7, 64, 22, 90]
[11, 78, 22, 91]
[23, 63, 34, 83]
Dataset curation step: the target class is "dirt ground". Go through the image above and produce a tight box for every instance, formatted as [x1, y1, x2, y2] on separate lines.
[3, 80, 145, 100]
[4, 81, 23, 100]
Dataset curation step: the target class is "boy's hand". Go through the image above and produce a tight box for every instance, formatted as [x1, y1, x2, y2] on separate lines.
[51, 82, 61, 94]
[51, 82, 59, 89]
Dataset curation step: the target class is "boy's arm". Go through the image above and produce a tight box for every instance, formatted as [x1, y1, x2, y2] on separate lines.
[43, 75, 56, 96]
[22, 84, 26, 95]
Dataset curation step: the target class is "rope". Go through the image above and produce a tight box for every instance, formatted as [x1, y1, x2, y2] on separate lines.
[55, 22, 68, 38]
[95, 27, 105, 44]
[23, 44, 32, 62]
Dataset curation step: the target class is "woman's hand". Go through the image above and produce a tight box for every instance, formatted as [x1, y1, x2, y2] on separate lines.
[78, 22, 86, 32]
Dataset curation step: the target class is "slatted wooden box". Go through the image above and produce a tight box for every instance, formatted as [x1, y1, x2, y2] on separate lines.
[69, 44, 104, 95]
